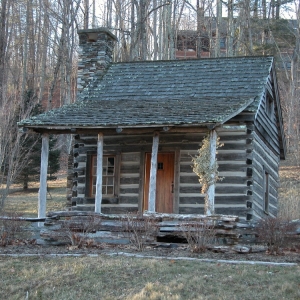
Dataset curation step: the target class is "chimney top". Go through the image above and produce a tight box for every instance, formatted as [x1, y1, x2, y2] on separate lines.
[77, 27, 117, 42]
[77, 27, 117, 97]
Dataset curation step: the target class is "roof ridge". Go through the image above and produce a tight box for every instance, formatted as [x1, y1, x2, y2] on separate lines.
[110, 56, 274, 65]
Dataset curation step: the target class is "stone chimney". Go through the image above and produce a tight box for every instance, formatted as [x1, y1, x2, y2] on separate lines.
[77, 28, 117, 94]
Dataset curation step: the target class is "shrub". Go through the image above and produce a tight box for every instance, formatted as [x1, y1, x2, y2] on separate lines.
[256, 216, 294, 255]
[191, 132, 223, 215]
[60, 215, 102, 247]
[121, 213, 158, 251]
[0, 212, 28, 246]
[181, 220, 217, 253]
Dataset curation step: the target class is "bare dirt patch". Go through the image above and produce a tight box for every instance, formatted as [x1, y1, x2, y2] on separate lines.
[0, 241, 299, 265]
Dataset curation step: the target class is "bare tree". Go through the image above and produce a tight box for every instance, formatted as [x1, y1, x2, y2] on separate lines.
[0, 0, 82, 209]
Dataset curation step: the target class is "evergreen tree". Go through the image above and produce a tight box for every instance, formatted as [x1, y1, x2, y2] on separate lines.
[48, 138, 61, 180]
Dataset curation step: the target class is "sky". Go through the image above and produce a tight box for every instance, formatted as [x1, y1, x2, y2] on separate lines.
[93, 0, 297, 26]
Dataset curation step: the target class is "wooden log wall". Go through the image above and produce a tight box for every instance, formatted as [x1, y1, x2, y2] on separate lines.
[252, 132, 280, 219]
[249, 79, 281, 218]
[72, 134, 142, 214]
[118, 152, 141, 213]
[71, 122, 257, 219]
[254, 76, 281, 157]
[179, 126, 253, 218]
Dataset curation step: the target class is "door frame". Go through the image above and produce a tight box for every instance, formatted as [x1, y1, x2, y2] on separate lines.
[140, 150, 180, 214]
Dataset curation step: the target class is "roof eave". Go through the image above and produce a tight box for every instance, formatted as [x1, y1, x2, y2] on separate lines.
[218, 97, 256, 125]
[20, 122, 219, 135]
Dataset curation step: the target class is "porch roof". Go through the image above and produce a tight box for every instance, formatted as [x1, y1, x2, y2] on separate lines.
[19, 96, 254, 130]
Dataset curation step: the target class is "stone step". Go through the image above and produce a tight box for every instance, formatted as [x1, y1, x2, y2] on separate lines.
[72, 204, 95, 212]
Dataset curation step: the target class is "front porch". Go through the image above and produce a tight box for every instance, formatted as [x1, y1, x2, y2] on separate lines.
[39, 211, 254, 247]
[38, 128, 218, 218]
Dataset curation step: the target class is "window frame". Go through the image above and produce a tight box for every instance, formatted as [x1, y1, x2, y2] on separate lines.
[86, 152, 119, 199]
[263, 169, 269, 215]
[265, 91, 274, 118]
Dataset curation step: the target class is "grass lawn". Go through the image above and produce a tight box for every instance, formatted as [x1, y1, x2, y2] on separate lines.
[0, 255, 299, 300]
[1, 177, 67, 217]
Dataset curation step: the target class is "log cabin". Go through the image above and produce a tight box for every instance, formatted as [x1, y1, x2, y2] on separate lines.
[18, 28, 286, 221]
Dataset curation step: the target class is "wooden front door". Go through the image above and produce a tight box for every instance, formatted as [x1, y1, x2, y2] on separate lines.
[144, 152, 175, 213]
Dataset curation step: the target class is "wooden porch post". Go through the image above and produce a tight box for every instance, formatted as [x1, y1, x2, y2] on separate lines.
[148, 132, 159, 212]
[206, 129, 217, 215]
[95, 133, 103, 214]
[38, 133, 49, 218]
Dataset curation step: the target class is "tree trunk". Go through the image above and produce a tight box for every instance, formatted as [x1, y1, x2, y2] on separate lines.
[129, 0, 135, 60]
[23, 174, 29, 190]
[196, 0, 204, 58]
[214, 0, 222, 57]
[153, 0, 158, 60]
[84, 0, 89, 29]
[0, 0, 8, 106]
[140, 0, 148, 60]
[92, 0, 96, 27]
[227, 0, 234, 56]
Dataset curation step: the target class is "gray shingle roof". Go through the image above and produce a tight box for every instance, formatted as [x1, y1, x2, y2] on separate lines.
[19, 56, 273, 129]
[19, 97, 254, 128]
[84, 56, 272, 102]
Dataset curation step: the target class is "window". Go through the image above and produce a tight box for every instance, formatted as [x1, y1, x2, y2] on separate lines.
[157, 162, 164, 170]
[263, 171, 269, 214]
[220, 37, 226, 49]
[91, 155, 115, 197]
[265, 92, 274, 118]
